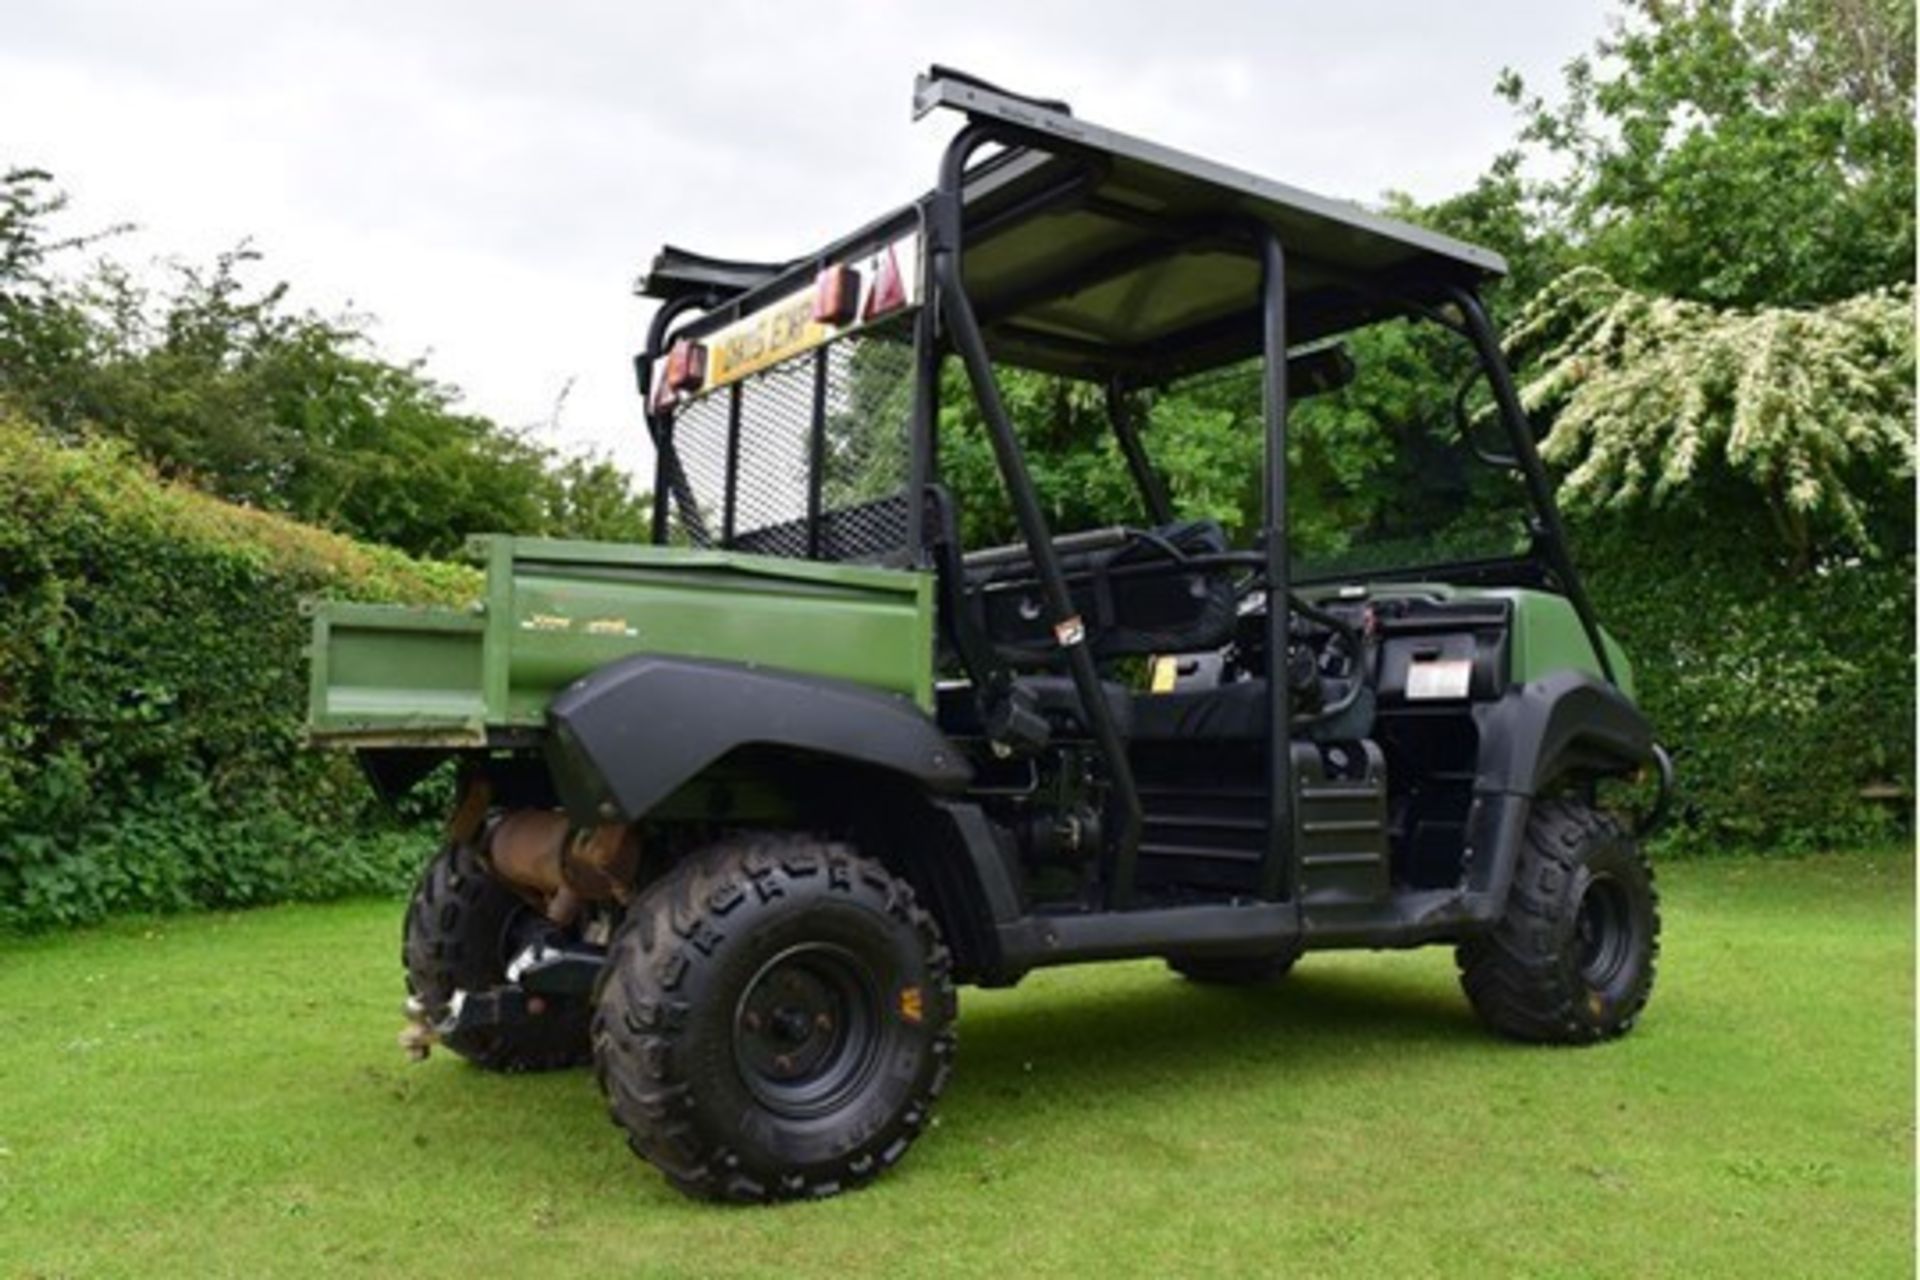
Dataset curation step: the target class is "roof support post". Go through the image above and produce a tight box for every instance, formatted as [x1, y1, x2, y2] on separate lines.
[1255, 228, 1296, 904]
[1447, 287, 1617, 687]
[1105, 380, 1174, 526]
[1451, 291, 1620, 690]
[933, 121, 1144, 910]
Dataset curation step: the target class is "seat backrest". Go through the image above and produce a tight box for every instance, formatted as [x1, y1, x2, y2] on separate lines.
[968, 521, 1239, 668]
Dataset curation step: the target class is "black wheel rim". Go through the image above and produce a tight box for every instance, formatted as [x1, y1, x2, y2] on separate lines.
[733, 943, 884, 1119]
[1574, 875, 1633, 988]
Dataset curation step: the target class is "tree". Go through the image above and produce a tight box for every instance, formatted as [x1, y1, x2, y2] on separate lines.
[932, 312, 1529, 573]
[0, 168, 125, 426]
[1500, 0, 1915, 307]
[542, 455, 654, 544]
[937, 368, 1142, 547]
[0, 168, 650, 559]
[1507, 265, 1915, 570]
[1383, 153, 1573, 312]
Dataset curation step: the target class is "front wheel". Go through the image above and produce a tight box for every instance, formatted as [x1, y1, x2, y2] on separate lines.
[1457, 797, 1660, 1043]
[592, 834, 955, 1202]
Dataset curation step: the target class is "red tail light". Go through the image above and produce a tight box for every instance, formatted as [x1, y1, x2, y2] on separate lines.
[863, 245, 907, 321]
[812, 264, 861, 325]
[664, 339, 707, 393]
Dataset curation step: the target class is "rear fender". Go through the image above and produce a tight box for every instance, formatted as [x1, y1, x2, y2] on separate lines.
[543, 655, 971, 826]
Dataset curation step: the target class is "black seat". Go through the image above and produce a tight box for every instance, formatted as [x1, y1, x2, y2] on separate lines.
[1132, 678, 1376, 743]
[937, 676, 1133, 739]
[1130, 680, 1269, 741]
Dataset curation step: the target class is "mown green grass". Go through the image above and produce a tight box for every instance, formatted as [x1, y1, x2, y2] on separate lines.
[1, 852, 1911, 1279]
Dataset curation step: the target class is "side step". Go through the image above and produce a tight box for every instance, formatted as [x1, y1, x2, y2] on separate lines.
[996, 900, 1297, 971]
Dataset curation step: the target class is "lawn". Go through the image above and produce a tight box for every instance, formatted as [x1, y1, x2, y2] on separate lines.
[0, 851, 1911, 1279]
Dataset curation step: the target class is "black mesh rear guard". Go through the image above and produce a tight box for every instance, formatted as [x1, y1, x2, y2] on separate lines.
[659, 317, 916, 564]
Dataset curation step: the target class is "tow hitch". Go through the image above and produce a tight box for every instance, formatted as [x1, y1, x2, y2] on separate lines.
[398, 941, 606, 1061]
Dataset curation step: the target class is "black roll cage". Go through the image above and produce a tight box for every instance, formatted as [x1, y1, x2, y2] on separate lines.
[635, 82, 1617, 916]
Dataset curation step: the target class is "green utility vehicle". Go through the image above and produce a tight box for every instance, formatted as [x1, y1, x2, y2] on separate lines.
[308, 68, 1670, 1203]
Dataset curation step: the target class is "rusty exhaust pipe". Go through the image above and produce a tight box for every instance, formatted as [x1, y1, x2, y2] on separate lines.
[483, 810, 640, 926]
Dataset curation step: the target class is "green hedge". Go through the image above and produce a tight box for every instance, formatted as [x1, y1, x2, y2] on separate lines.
[1578, 517, 1913, 854]
[0, 416, 478, 930]
[1, 414, 1906, 932]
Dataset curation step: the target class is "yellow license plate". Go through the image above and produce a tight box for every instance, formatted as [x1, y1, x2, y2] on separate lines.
[706, 291, 825, 387]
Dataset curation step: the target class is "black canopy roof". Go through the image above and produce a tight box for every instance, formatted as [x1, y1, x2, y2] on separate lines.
[639, 68, 1506, 386]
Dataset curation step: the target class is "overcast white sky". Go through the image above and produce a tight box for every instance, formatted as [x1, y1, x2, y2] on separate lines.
[3, 1, 1609, 483]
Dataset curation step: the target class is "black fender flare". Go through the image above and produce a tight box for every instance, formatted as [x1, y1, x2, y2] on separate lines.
[543, 655, 971, 824]
[1448, 672, 1664, 925]
[1472, 670, 1658, 797]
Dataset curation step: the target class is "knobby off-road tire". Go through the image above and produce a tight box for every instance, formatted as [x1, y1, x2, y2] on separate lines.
[1457, 797, 1660, 1044]
[593, 834, 956, 1203]
[403, 840, 592, 1071]
[1167, 947, 1302, 986]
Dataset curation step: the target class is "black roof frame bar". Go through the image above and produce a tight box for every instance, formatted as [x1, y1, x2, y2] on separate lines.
[1254, 227, 1295, 904]
[1449, 286, 1617, 686]
[931, 119, 1148, 910]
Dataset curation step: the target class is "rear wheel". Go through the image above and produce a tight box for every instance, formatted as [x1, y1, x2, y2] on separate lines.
[1457, 797, 1659, 1043]
[592, 833, 955, 1202]
[1167, 947, 1301, 986]
[402, 839, 592, 1071]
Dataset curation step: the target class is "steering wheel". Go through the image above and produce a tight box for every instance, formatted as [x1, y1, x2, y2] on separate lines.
[1286, 594, 1373, 727]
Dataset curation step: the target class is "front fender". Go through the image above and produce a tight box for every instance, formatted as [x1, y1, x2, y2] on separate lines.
[1472, 669, 1658, 796]
[544, 655, 971, 824]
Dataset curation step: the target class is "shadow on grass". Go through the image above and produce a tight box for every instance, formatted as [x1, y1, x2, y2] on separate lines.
[950, 965, 1482, 1096]
[402, 960, 1489, 1204]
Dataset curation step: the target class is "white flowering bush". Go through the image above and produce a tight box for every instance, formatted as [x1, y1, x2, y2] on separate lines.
[1507, 266, 1915, 567]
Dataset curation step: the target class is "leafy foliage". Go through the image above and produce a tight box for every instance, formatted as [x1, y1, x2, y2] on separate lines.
[1500, 0, 1915, 306]
[0, 168, 650, 559]
[0, 416, 475, 929]
[1580, 517, 1912, 850]
[939, 318, 1531, 573]
[1509, 266, 1916, 563]
[937, 370, 1144, 547]
[1381, 153, 1573, 311]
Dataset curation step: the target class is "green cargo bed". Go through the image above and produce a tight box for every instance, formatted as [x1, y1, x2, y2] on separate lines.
[306, 537, 936, 747]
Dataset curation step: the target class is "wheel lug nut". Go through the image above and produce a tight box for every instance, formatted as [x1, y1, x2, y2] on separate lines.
[744, 1012, 761, 1031]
